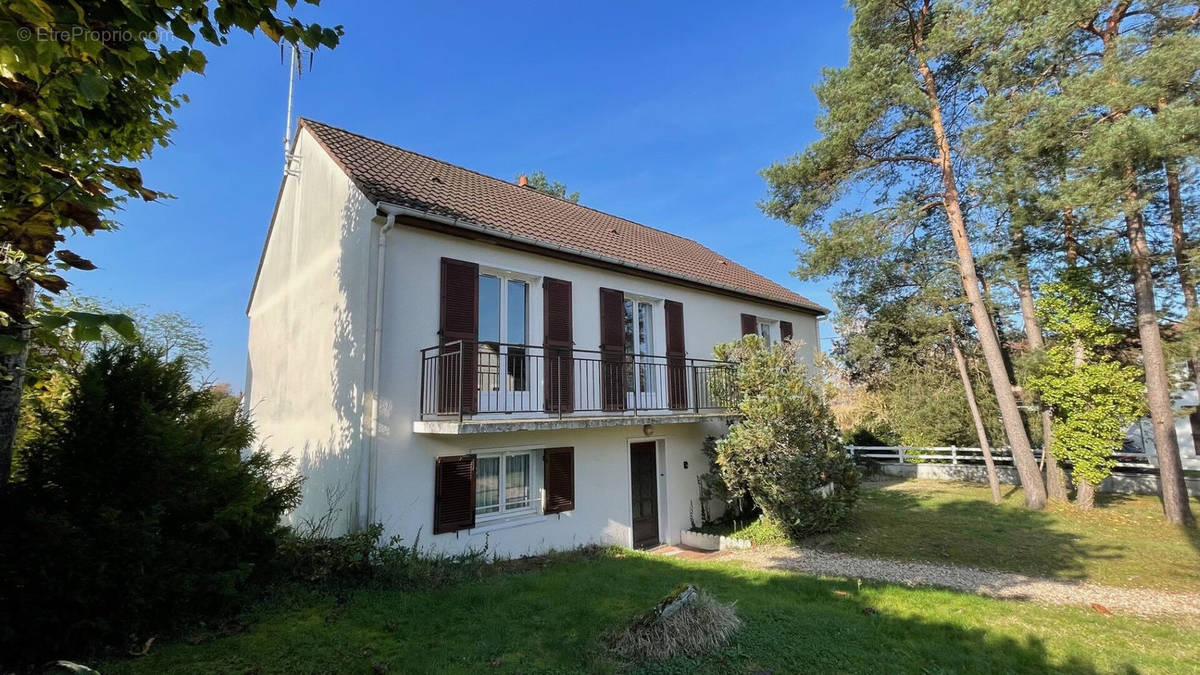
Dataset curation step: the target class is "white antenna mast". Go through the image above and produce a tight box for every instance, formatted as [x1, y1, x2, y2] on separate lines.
[282, 43, 298, 174]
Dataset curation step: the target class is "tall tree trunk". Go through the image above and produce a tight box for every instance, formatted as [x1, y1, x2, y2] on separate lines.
[0, 284, 32, 491]
[916, 57, 1046, 509]
[1064, 206, 1088, 481]
[1165, 160, 1200, 463]
[0, 349, 27, 489]
[1124, 190, 1195, 525]
[1011, 222, 1069, 501]
[1076, 478, 1095, 511]
[949, 326, 1002, 503]
[978, 272, 1020, 386]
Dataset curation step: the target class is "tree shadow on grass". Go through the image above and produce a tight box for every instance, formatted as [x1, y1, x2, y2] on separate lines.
[810, 487, 1125, 584]
[620, 557, 1135, 675]
[1096, 487, 1200, 560]
[646, 556, 1154, 674]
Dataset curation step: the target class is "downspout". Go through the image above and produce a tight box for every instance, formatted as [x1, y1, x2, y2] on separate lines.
[362, 205, 396, 529]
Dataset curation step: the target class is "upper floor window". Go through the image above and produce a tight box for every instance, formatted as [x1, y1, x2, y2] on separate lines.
[478, 272, 528, 394]
[624, 298, 656, 394]
[757, 319, 773, 346]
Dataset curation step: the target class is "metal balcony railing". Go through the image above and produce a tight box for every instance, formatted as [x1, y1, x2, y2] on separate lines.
[419, 341, 736, 421]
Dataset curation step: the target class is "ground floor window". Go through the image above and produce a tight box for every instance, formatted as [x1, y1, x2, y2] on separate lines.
[434, 447, 575, 534]
[475, 450, 536, 519]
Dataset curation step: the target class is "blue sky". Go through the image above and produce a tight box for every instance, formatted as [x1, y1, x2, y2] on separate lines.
[66, 1, 851, 387]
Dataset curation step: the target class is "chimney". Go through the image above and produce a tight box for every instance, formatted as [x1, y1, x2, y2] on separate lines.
[518, 175, 529, 187]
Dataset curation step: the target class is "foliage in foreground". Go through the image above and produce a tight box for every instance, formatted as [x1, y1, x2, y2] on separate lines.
[0, 0, 340, 323]
[712, 336, 859, 537]
[15, 297, 217, 468]
[0, 346, 300, 664]
[0, 0, 343, 493]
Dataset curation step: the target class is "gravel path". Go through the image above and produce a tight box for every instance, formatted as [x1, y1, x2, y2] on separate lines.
[728, 546, 1200, 618]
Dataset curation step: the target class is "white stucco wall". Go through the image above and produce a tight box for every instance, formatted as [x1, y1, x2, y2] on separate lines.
[245, 128, 377, 533]
[246, 138, 823, 552]
[371, 424, 725, 557]
[369, 226, 821, 554]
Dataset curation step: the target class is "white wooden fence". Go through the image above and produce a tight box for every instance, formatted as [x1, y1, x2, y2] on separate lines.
[846, 445, 1154, 470]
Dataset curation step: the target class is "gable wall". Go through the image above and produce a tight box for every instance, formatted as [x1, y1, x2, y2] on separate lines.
[245, 127, 378, 533]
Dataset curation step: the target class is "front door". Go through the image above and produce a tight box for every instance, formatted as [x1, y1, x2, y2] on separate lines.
[630, 442, 659, 548]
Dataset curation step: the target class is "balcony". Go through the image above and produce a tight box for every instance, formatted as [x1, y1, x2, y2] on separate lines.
[414, 341, 735, 434]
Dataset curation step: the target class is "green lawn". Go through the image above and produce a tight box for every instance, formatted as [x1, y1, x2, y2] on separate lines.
[800, 479, 1200, 592]
[101, 548, 1199, 674]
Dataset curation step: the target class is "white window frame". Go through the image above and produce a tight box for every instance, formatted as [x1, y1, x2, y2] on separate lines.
[476, 266, 538, 413]
[756, 318, 775, 346]
[473, 447, 542, 523]
[622, 293, 663, 408]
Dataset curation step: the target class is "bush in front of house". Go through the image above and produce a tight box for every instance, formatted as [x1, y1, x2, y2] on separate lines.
[0, 345, 301, 665]
[274, 523, 493, 590]
[711, 336, 859, 538]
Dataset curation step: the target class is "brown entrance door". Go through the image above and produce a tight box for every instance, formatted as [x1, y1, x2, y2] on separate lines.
[630, 442, 659, 549]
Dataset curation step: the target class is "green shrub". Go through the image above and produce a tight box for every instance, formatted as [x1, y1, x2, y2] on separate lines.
[276, 524, 387, 585]
[274, 524, 492, 590]
[1026, 274, 1145, 508]
[0, 346, 301, 664]
[699, 515, 794, 546]
[843, 423, 897, 447]
[711, 336, 860, 538]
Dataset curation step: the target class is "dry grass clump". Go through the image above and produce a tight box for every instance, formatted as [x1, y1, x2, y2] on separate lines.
[609, 588, 741, 663]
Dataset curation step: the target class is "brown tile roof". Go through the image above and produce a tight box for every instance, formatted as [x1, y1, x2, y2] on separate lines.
[299, 118, 826, 313]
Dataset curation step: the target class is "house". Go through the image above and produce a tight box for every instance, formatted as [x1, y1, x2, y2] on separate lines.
[245, 119, 827, 555]
[1124, 384, 1200, 471]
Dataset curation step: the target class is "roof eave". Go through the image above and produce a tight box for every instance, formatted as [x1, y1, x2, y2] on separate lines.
[374, 201, 828, 316]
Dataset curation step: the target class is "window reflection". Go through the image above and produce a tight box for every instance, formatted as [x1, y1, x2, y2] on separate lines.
[507, 279, 527, 392]
[623, 299, 655, 394]
[478, 274, 527, 395]
[757, 320, 772, 346]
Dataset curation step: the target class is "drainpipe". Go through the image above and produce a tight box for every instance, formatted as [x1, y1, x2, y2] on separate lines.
[362, 205, 396, 529]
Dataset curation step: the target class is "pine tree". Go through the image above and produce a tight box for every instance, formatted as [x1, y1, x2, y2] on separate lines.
[761, 0, 1048, 508]
[990, 0, 1199, 524]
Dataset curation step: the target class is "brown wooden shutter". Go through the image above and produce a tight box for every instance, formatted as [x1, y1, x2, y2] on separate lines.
[780, 320, 794, 342]
[439, 258, 478, 414]
[543, 447, 575, 513]
[543, 277, 574, 413]
[599, 288, 626, 412]
[740, 313, 757, 337]
[664, 300, 687, 410]
[434, 454, 476, 534]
